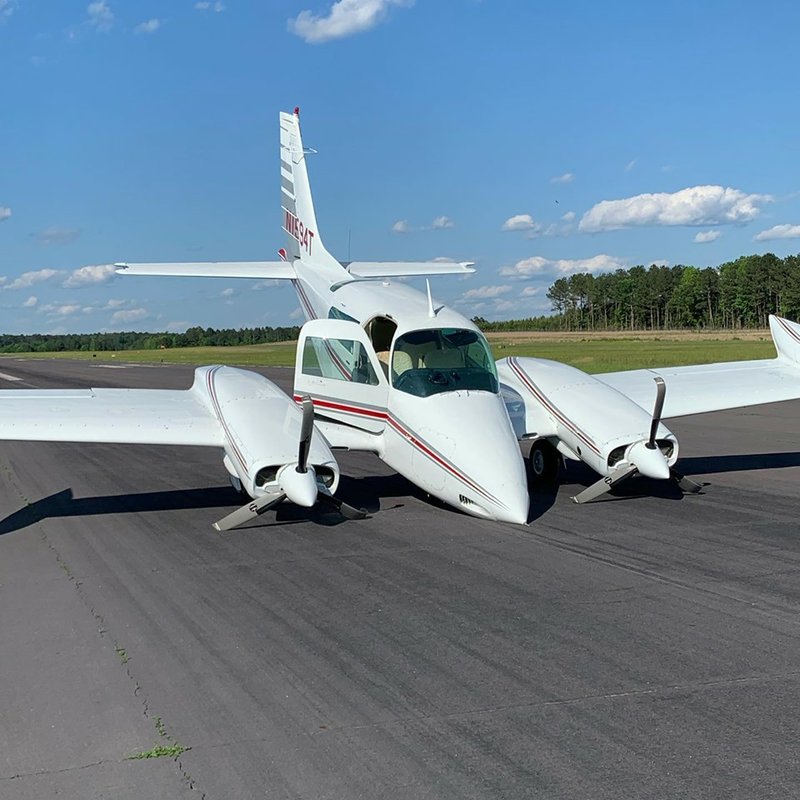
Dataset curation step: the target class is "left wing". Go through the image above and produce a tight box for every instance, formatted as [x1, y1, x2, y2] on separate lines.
[597, 315, 800, 418]
[345, 261, 475, 278]
[116, 261, 295, 279]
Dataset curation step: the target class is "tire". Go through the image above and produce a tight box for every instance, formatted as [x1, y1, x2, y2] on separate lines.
[528, 440, 560, 484]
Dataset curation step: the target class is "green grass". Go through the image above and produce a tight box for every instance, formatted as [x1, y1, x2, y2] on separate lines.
[127, 743, 190, 760]
[0, 336, 778, 374]
[491, 338, 777, 373]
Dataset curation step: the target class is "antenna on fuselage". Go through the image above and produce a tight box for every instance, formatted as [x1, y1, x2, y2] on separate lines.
[426, 279, 436, 318]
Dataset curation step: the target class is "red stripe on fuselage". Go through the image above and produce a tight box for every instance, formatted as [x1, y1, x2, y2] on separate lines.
[293, 394, 502, 506]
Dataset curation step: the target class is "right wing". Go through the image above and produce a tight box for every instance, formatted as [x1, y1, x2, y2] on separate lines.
[116, 261, 296, 279]
[597, 315, 800, 418]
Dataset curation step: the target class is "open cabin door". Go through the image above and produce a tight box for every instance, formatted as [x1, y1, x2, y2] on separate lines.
[294, 319, 389, 433]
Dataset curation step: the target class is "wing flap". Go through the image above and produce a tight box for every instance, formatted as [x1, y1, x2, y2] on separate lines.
[116, 262, 295, 279]
[346, 261, 475, 278]
[0, 388, 224, 446]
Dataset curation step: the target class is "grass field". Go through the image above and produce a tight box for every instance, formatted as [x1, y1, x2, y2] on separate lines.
[0, 330, 778, 374]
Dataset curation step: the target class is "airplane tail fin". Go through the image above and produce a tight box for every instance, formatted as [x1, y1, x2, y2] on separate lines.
[280, 109, 349, 282]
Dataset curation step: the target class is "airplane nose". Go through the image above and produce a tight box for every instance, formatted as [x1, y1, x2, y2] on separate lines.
[628, 441, 670, 480]
[391, 392, 529, 525]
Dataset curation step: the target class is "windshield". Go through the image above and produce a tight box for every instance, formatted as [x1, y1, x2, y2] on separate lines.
[391, 328, 498, 397]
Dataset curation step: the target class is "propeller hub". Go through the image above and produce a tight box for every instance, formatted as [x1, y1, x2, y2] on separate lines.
[279, 464, 318, 507]
[628, 440, 670, 480]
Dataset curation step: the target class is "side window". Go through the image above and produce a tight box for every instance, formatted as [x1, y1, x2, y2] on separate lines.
[302, 337, 379, 385]
[328, 307, 358, 323]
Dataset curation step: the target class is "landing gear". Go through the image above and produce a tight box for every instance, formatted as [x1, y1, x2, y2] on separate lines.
[528, 439, 560, 484]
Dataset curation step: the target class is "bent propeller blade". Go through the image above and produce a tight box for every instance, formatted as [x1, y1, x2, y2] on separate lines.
[297, 395, 314, 474]
[213, 492, 285, 532]
[647, 376, 667, 449]
[571, 464, 637, 505]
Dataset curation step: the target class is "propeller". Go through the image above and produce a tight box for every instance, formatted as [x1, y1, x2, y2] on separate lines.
[573, 376, 671, 504]
[213, 396, 366, 531]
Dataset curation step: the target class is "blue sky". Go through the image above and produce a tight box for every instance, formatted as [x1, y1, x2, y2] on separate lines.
[2, 0, 800, 333]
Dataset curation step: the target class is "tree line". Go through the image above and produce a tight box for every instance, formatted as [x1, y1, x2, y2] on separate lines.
[475, 253, 800, 332]
[0, 325, 301, 353]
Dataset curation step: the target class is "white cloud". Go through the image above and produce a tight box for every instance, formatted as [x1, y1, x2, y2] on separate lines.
[0, 0, 17, 20]
[460, 285, 512, 301]
[289, 0, 412, 44]
[4, 269, 62, 290]
[550, 173, 574, 185]
[103, 298, 128, 309]
[521, 286, 541, 297]
[166, 320, 194, 332]
[63, 264, 117, 287]
[430, 215, 454, 229]
[111, 307, 148, 324]
[580, 185, 771, 232]
[289, 306, 305, 320]
[194, 1, 225, 10]
[500, 254, 627, 279]
[501, 214, 538, 232]
[35, 226, 81, 245]
[392, 219, 411, 234]
[86, 1, 114, 32]
[40, 303, 81, 317]
[221, 287, 235, 297]
[754, 224, 800, 242]
[0, 207, 10, 221]
[625, 159, 638, 172]
[134, 18, 161, 34]
[23, 296, 38, 307]
[694, 229, 721, 244]
[561, 211, 576, 222]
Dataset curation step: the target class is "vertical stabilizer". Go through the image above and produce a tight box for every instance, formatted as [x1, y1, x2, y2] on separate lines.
[279, 109, 349, 283]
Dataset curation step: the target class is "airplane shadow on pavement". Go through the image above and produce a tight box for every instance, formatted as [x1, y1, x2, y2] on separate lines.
[0, 472, 417, 535]
[3, 452, 798, 535]
[562, 451, 800, 504]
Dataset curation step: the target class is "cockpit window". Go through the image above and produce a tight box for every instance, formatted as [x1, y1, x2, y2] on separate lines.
[391, 328, 498, 397]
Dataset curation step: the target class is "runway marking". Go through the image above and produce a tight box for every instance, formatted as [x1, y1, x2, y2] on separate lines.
[92, 365, 128, 369]
[0, 371, 22, 382]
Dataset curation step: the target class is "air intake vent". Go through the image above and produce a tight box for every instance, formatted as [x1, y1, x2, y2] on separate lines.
[459, 494, 474, 506]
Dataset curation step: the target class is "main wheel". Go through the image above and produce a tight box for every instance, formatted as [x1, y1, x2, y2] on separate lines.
[528, 440, 560, 484]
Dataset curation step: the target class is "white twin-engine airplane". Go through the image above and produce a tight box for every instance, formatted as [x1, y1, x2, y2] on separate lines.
[4, 108, 800, 530]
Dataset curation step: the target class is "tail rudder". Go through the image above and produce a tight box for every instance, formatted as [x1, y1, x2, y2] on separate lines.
[280, 109, 333, 268]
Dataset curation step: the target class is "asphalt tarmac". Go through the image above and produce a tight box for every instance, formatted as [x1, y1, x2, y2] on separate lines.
[1, 358, 800, 799]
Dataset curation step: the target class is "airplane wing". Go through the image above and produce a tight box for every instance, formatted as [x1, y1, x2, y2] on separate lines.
[345, 261, 475, 278]
[596, 315, 800, 418]
[116, 262, 296, 279]
[0, 387, 223, 446]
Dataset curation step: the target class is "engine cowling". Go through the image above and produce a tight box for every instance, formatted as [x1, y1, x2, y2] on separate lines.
[191, 366, 339, 498]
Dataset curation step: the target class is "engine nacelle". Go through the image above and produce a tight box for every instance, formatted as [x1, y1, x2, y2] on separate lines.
[191, 366, 339, 498]
[498, 356, 679, 478]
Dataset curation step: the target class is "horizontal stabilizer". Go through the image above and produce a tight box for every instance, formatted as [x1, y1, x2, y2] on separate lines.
[345, 261, 475, 279]
[116, 262, 295, 279]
